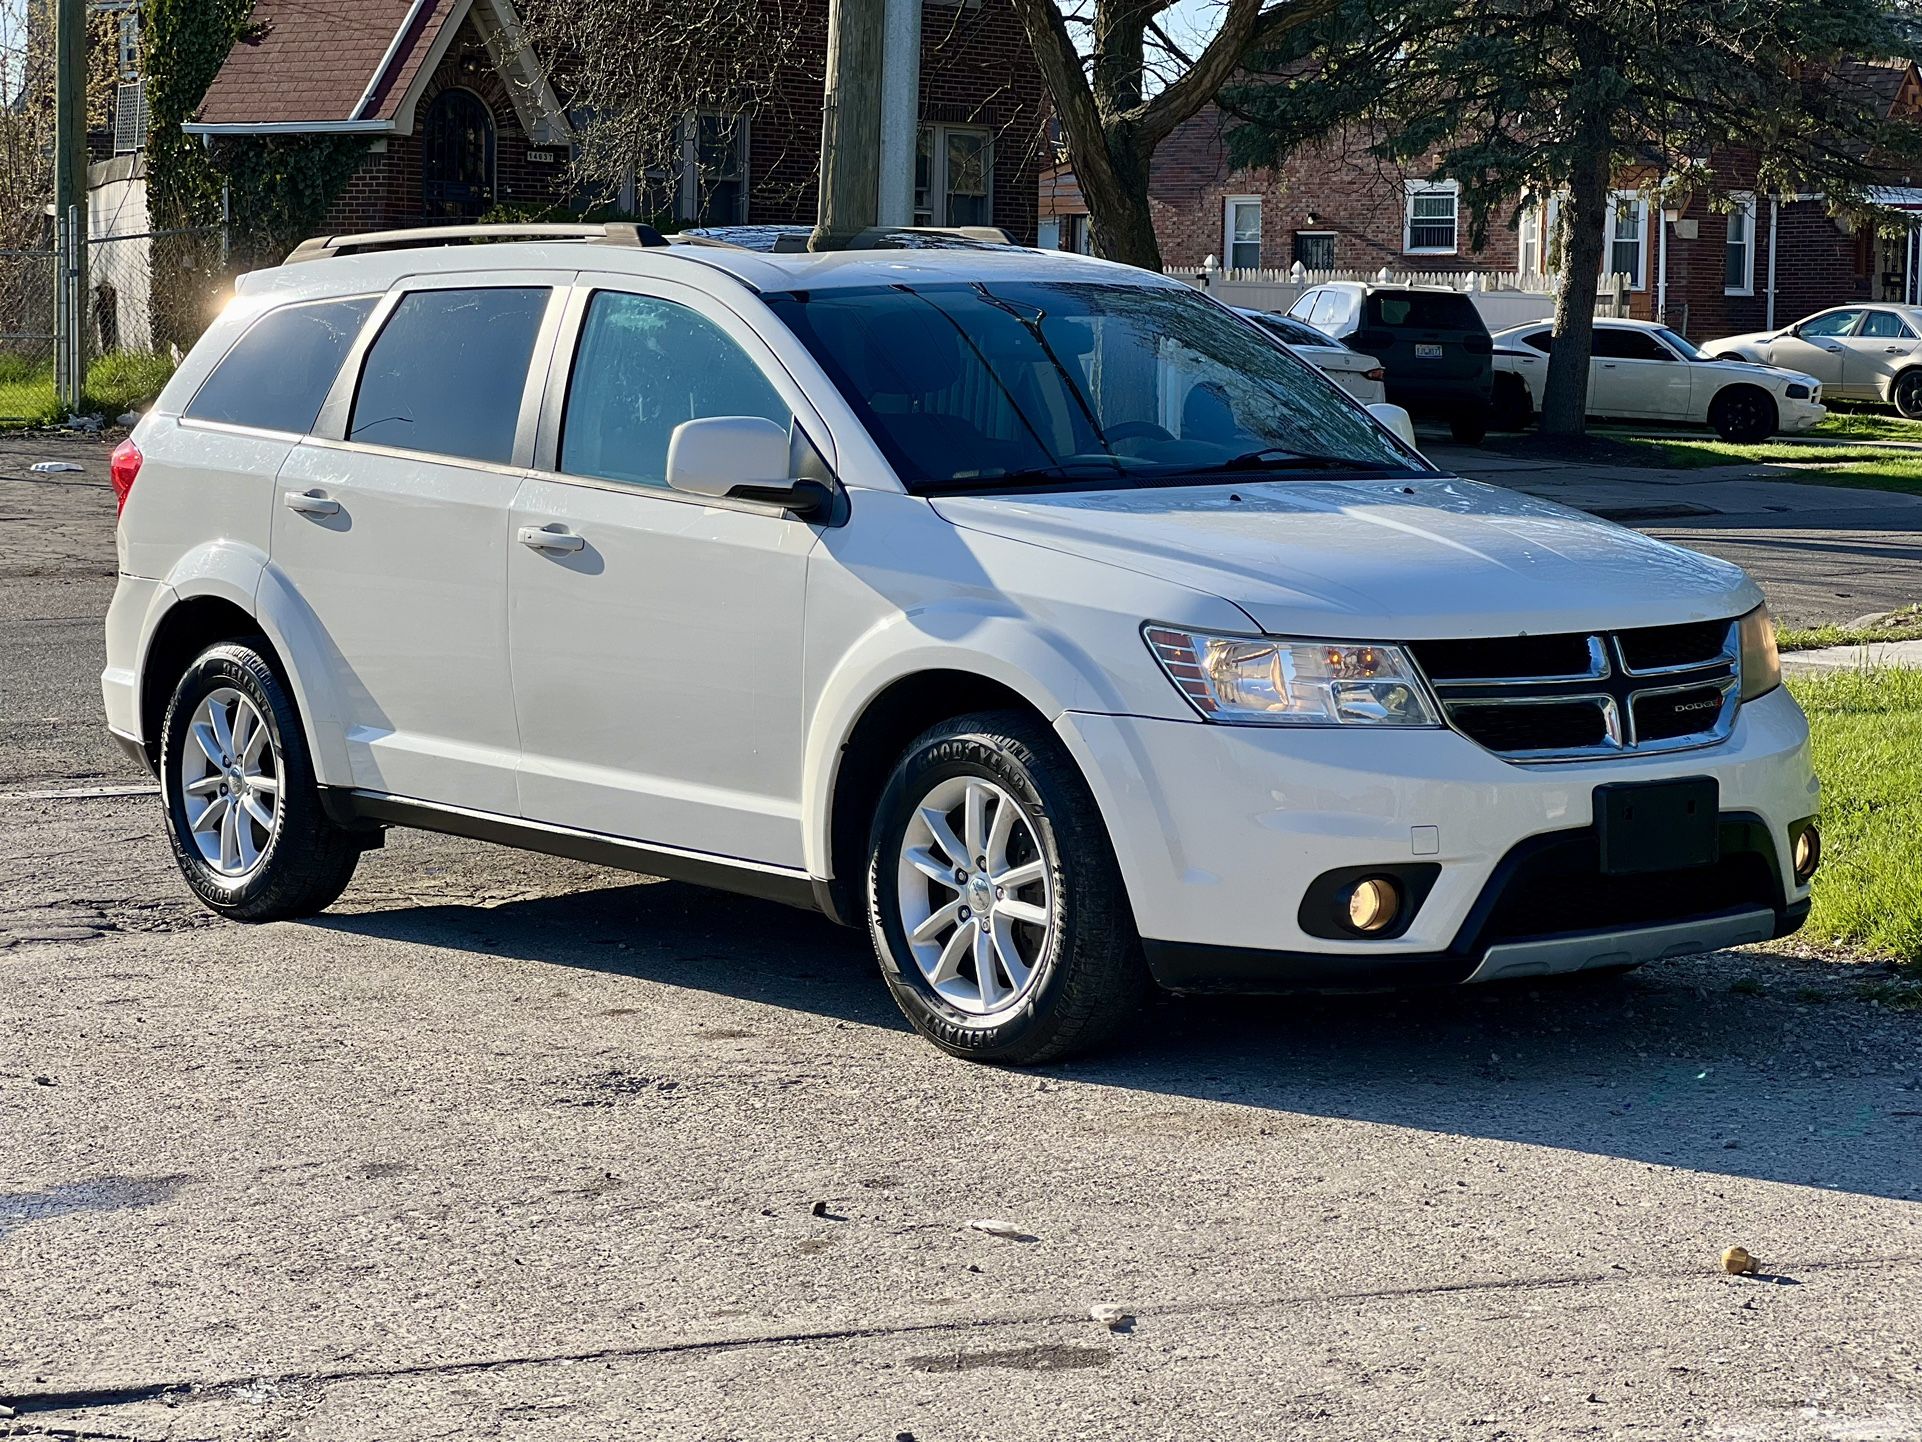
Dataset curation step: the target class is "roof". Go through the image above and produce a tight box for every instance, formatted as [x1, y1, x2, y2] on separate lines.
[235, 236, 1173, 303]
[1834, 57, 1920, 118]
[189, 0, 565, 139]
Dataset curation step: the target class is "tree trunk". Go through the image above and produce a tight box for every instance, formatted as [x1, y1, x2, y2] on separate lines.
[1539, 115, 1613, 438]
[1081, 127, 1162, 271]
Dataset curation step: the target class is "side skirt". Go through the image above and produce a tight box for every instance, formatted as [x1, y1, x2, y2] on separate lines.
[326, 789, 823, 913]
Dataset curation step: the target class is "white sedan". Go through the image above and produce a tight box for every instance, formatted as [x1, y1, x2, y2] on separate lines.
[1701, 304, 1922, 416]
[1238, 309, 1387, 404]
[1491, 318, 1825, 442]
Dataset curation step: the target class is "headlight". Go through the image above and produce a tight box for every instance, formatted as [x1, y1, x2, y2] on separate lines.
[1145, 626, 1438, 726]
[1785, 383, 1811, 401]
[1738, 604, 1781, 701]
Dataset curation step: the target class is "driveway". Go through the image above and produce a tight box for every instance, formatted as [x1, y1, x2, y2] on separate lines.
[3, 430, 1920, 1440]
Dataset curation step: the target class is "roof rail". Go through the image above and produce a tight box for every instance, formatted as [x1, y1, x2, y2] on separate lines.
[769, 224, 1017, 253]
[284, 222, 669, 264]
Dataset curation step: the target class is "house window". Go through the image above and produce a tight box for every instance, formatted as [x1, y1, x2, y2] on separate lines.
[1223, 197, 1262, 268]
[116, 8, 141, 80]
[1725, 192, 1757, 295]
[1518, 204, 1542, 277]
[1609, 192, 1649, 290]
[644, 114, 750, 225]
[1292, 231, 1335, 270]
[1065, 213, 1094, 255]
[1403, 181, 1459, 254]
[915, 126, 993, 227]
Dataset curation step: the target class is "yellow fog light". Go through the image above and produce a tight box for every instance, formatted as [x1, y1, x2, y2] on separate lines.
[1344, 876, 1403, 933]
[1792, 823, 1821, 884]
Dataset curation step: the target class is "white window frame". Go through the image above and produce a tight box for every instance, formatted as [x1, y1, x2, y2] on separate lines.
[1223, 195, 1263, 269]
[1517, 193, 1564, 278]
[1724, 191, 1757, 296]
[642, 113, 750, 226]
[1608, 191, 1650, 292]
[915, 125, 995, 229]
[1403, 179, 1460, 255]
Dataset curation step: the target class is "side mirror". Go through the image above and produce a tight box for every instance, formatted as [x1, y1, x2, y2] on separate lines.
[1366, 401, 1419, 450]
[665, 416, 832, 519]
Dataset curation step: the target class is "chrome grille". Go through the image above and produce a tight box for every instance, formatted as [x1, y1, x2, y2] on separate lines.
[1411, 620, 1740, 762]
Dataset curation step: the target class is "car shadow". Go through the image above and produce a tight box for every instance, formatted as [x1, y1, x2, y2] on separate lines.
[316, 879, 1922, 1205]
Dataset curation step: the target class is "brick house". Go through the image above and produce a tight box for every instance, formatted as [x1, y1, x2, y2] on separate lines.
[1043, 57, 1922, 340]
[183, 0, 1046, 241]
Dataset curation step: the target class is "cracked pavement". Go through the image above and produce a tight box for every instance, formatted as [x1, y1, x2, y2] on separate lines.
[1, 431, 1920, 1440]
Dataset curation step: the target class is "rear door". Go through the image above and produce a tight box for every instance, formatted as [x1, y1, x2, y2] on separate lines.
[506, 275, 825, 867]
[272, 274, 565, 813]
[1588, 327, 1690, 418]
[1840, 308, 1919, 398]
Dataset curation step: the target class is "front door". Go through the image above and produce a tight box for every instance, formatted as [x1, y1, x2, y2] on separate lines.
[273, 278, 560, 813]
[1587, 327, 1690, 418]
[1764, 308, 1861, 392]
[1839, 307, 1919, 400]
[421, 88, 496, 219]
[507, 277, 825, 867]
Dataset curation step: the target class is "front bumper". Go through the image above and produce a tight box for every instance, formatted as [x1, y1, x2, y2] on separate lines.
[1057, 685, 1817, 992]
[1778, 398, 1826, 433]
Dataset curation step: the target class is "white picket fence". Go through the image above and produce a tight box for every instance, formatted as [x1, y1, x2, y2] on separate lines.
[1173, 263, 1632, 331]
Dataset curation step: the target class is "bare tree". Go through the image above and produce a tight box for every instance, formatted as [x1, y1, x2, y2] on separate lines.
[1005, 0, 1340, 269]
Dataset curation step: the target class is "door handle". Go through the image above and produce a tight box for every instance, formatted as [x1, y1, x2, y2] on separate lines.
[1600, 361, 1617, 368]
[518, 525, 585, 553]
[1822, 343, 1844, 352]
[1888, 345, 1906, 354]
[283, 490, 340, 517]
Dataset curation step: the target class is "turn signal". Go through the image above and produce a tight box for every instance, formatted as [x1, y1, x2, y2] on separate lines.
[109, 437, 142, 517]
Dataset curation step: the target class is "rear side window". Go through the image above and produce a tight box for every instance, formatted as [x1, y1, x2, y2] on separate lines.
[348, 287, 549, 464]
[559, 291, 789, 488]
[1591, 328, 1671, 361]
[184, 296, 376, 434]
[1367, 291, 1484, 332]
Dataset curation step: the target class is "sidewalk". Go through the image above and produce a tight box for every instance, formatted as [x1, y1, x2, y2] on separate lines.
[1425, 440, 1922, 627]
[1781, 638, 1922, 674]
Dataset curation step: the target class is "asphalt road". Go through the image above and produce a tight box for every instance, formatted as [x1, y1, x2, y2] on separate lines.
[3, 432, 1921, 1441]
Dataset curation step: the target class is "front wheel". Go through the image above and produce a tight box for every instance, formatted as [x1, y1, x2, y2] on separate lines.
[865, 712, 1148, 1063]
[1709, 385, 1777, 443]
[1893, 370, 1922, 419]
[160, 641, 363, 920]
[1449, 400, 1491, 445]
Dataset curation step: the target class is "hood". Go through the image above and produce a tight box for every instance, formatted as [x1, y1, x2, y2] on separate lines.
[1696, 357, 1818, 389]
[931, 475, 1759, 639]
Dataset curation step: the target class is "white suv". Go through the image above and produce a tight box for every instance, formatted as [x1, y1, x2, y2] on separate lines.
[103, 225, 1821, 1063]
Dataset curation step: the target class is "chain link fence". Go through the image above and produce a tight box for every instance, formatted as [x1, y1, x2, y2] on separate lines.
[0, 246, 59, 422]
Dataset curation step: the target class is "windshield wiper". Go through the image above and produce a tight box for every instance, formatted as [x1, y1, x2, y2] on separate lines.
[928, 461, 1130, 492]
[1191, 447, 1401, 475]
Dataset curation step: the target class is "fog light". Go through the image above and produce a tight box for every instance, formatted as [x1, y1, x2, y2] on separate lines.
[1792, 823, 1821, 884]
[1344, 876, 1402, 933]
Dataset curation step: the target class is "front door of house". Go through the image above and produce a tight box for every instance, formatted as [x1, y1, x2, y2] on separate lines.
[422, 88, 495, 219]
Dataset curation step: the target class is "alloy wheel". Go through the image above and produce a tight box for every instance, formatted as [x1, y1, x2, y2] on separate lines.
[178, 686, 281, 878]
[894, 775, 1054, 1015]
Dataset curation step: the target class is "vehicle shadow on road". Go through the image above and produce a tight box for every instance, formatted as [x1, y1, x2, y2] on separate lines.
[319, 876, 1922, 1205]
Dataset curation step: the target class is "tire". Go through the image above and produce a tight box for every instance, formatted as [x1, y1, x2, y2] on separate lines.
[1490, 374, 1533, 432]
[160, 641, 362, 921]
[1708, 385, 1777, 443]
[1893, 370, 1922, 419]
[865, 711, 1148, 1064]
[1449, 400, 1491, 445]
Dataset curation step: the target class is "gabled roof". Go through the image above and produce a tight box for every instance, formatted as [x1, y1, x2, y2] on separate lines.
[186, 0, 566, 140]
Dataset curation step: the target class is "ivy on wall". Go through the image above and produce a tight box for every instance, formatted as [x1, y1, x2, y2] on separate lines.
[143, 0, 365, 265]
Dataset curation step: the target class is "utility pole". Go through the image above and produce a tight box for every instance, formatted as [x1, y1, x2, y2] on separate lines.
[52, 0, 88, 408]
[876, 0, 922, 227]
[812, 0, 885, 249]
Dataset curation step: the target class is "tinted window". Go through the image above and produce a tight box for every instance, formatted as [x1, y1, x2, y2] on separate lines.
[1256, 314, 1334, 348]
[765, 281, 1422, 492]
[1522, 329, 1554, 353]
[1366, 290, 1485, 332]
[1591, 328, 1671, 360]
[1861, 310, 1917, 339]
[560, 291, 790, 488]
[185, 297, 376, 433]
[348, 287, 549, 463]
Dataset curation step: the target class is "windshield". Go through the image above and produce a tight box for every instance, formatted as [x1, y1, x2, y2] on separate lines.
[764, 282, 1425, 493]
[1656, 326, 1707, 360]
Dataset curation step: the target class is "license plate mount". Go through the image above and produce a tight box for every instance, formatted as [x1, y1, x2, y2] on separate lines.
[1414, 342, 1443, 359]
[1595, 777, 1720, 875]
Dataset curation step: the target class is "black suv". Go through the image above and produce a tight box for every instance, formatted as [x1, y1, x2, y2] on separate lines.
[1287, 282, 1495, 443]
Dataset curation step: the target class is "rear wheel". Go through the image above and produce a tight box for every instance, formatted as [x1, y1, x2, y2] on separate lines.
[1893, 370, 1922, 419]
[1709, 385, 1777, 443]
[865, 711, 1148, 1064]
[1491, 374, 1533, 431]
[1449, 400, 1491, 445]
[160, 642, 362, 921]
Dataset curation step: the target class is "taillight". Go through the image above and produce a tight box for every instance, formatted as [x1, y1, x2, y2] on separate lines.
[109, 437, 142, 517]
[1363, 367, 1387, 382]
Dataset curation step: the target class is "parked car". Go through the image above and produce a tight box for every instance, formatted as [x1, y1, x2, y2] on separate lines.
[1491, 318, 1826, 441]
[104, 224, 1820, 1064]
[1236, 309, 1388, 405]
[1701, 304, 1922, 416]
[1285, 281, 1495, 443]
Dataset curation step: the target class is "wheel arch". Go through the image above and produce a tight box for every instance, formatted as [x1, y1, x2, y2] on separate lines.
[1708, 380, 1779, 439]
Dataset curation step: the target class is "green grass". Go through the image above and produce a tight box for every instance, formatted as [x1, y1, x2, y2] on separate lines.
[0, 352, 175, 427]
[1803, 407, 1922, 444]
[1777, 604, 1922, 653]
[1790, 668, 1922, 967]
[1624, 434, 1922, 492]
